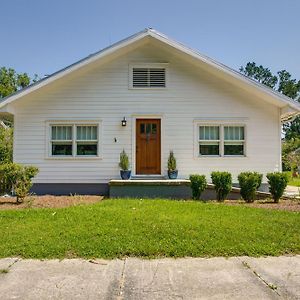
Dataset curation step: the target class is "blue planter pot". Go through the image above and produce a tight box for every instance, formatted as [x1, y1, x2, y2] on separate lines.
[120, 170, 131, 180]
[168, 170, 178, 179]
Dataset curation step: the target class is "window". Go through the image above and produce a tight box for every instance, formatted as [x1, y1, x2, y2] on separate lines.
[51, 126, 73, 156]
[130, 64, 167, 88]
[50, 123, 99, 157]
[76, 125, 98, 156]
[197, 124, 245, 157]
[224, 126, 244, 156]
[199, 126, 220, 155]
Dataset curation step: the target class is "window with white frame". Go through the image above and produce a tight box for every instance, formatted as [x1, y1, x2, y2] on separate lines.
[198, 125, 245, 156]
[199, 126, 220, 155]
[50, 124, 99, 157]
[224, 126, 245, 156]
[130, 64, 167, 88]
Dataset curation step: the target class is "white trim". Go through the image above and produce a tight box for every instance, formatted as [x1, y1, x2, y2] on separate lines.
[194, 121, 247, 158]
[278, 107, 282, 172]
[0, 121, 8, 129]
[45, 120, 102, 160]
[131, 114, 164, 176]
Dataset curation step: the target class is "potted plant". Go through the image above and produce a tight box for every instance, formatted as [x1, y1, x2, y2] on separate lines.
[119, 149, 131, 180]
[167, 150, 178, 179]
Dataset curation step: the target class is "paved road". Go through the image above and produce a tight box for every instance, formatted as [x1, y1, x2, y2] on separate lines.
[0, 256, 299, 299]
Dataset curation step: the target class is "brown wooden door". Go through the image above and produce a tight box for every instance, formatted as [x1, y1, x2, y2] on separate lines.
[136, 119, 161, 174]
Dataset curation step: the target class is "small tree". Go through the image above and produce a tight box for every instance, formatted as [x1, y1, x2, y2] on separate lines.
[119, 149, 129, 171]
[167, 151, 177, 171]
[211, 171, 232, 202]
[189, 174, 207, 200]
[0, 163, 39, 202]
[266, 172, 288, 203]
[238, 172, 263, 203]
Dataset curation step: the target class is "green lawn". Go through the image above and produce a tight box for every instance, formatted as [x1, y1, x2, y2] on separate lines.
[285, 171, 300, 187]
[0, 199, 299, 259]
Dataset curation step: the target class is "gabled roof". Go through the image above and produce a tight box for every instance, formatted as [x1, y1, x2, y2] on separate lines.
[1, 28, 300, 119]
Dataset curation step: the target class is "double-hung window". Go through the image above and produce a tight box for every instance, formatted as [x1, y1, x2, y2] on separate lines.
[51, 125, 73, 156]
[50, 123, 99, 157]
[199, 126, 220, 155]
[198, 124, 245, 157]
[224, 126, 245, 156]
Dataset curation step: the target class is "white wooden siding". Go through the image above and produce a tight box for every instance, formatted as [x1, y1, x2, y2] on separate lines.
[12, 44, 281, 183]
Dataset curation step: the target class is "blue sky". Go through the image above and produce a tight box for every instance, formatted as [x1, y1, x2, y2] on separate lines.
[1, 0, 299, 80]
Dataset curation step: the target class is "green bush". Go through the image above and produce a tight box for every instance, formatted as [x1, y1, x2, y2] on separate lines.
[189, 174, 207, 200]
[211, 171, 232, 202]
[0, 163, 39, 202]
[238, 172, 263, 203]
[0, 127, 13, 164]
[119, 149, 130, 171]
[266, 172, 289, 203]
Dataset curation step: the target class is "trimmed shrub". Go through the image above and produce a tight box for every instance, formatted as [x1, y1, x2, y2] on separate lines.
[119, 149, 129, 171]
[238, 172, 263, 203]
[266, 172, 289, 203]
[189, 174, 207, 200]
[167, 151, 177, 171]
[211, 171, 232, 202]
[0, 163, 39, 202]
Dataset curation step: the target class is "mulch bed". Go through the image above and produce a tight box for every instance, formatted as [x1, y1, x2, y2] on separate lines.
[0, 196, 299, 212]
[0, 195, 103, 210]
[224, 199, 300, 212]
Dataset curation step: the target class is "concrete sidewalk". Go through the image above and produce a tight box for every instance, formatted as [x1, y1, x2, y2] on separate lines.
[0, 256, 299, 300]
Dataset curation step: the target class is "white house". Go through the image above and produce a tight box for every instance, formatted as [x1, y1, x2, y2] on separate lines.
[0, 28, 299, 196]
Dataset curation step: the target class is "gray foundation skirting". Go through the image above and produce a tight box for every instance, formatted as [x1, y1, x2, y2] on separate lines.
[31, 182, 270, 199]
[31, 183, 109, 196]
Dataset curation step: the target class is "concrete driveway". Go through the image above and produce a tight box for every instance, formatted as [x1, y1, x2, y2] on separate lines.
[0, 256, 299, 299]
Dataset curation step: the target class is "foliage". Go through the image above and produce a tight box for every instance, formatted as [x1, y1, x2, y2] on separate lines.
[240, 62, 300, 139]
[0, 199, 299, 259]
[266, 172, 289, 203]
[284, 171, 300, 187]
[211, 171, 232, 202]
[0, 126, 13, 164]
[189, 174, 207, 200]
[282, 138, 300, 171]
[0, 163, 39, 202]
[167, 150, 177, 171]
[238, 172, 263, 203]
[0, 67, 33, 98]
[240, 62, 278, 88]
[119, 149, 130, 170]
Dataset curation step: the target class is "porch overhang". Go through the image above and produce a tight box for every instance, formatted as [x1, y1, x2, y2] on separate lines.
[280, 105, 300, 123]
[0, 104, 14, 123]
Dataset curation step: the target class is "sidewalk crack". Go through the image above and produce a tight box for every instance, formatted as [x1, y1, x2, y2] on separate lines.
[116, 258, 126, 300]
[241, 260, 280, 297]
[8, 258, 20, 269]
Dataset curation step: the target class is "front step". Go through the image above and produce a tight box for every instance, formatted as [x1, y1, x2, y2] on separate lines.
[109, 179, 191, 199]
[131, 175, 166, 180]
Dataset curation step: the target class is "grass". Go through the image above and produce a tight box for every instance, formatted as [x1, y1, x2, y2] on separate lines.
[0, 269, 9, 274]
[285, 171, 300, 187]
[0, 199, 299, 259]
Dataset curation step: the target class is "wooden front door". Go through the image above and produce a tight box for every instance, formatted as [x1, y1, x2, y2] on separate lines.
[136, 119, 161, 174]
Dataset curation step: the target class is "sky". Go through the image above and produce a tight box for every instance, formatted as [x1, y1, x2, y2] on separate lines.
[1, 0, 299, 80]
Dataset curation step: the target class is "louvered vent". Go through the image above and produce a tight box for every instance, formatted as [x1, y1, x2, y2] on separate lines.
[132, 68, 166, 88]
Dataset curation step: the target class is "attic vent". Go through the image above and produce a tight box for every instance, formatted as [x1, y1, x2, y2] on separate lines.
[132, 68, 166, 88]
